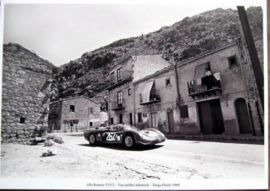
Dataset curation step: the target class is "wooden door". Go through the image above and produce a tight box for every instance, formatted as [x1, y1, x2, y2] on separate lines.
[119, 114, 123, 124]
[167, 111, 175, 134]
[235, 98, 252, 134]
[129, 113, 133, 125]
[198, 101, 213, 134]
[210, 99, 225, 134]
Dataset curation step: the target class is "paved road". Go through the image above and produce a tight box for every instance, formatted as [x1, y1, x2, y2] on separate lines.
[1, 132, 265, 179]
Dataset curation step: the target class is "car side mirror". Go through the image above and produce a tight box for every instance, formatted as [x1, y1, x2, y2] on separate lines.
[95, 127, 99, 130]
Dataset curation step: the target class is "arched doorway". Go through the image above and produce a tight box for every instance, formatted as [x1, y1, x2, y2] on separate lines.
[235, 98, 252, 134]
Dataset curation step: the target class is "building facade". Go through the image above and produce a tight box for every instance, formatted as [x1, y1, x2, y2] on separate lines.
[48, 96, 105, 132]
[176, 42, 263, 136]
[107, 55, 172, 127]
[107, 40, 264, 137]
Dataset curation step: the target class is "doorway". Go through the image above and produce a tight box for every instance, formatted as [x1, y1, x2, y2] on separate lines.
[119, 114, 123, 124]
[150, 113, 158, 128]
[129, 113, 133, 125]
[198, 99, 225, 134]
[167, 110, 175, 134]
[235, 98, 252, 134]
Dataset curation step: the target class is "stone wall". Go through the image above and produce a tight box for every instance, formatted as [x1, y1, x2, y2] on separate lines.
[1, 43, 54, 144]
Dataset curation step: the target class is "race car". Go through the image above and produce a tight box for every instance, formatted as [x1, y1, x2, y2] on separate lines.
[84, 123, 166, 148]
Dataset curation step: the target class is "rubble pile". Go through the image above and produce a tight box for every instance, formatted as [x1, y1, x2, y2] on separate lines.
[46, 135, 64, 144]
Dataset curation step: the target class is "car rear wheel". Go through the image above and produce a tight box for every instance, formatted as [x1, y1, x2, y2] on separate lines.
[124, 135, 135, 148]
[89, 134, 97, 145]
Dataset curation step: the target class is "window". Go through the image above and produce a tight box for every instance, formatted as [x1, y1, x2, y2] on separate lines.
[128, 88, 132, 96]
[117, 68, 122, 82]
[138, 113, 142, 123]
[70, 121, 73, 127]
[117, 91, 123, 106]
[70, 105, 75, 112]
[88, 107, 93, 114]
[228, 55, 238, 69]
[110, 118, 114, 125]
[165, 78, 171, 86]
[110, 72, 115, 84]
[20, 117, 26, 124]
[139, 94, 143, 103]
[90, 122, 93, 127]
[180, 105, 189, 118]
[151, 113, 158, 128]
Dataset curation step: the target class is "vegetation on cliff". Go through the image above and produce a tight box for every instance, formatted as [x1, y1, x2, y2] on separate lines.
[51, 7, 263, 100]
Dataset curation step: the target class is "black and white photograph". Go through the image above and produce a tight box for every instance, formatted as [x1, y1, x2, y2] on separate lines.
[0, 0, 268, 190]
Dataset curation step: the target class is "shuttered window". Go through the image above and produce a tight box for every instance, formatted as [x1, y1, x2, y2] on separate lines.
[180, 105, 189, 118]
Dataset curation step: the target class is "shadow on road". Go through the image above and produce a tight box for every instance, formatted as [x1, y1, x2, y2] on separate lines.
[77, 143, 164, 151]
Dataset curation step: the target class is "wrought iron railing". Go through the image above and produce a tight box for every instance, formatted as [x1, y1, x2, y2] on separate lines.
[187, 73, 222, 96]
[140, 90, 161, 105]
[111, 99, 125, 110]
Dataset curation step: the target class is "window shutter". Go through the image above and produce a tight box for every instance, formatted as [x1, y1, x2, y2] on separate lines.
[180, 105, 189, 118]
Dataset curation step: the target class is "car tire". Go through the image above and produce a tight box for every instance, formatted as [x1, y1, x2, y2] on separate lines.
[123, 134, 135, 148]
[89, 134, 97, 146]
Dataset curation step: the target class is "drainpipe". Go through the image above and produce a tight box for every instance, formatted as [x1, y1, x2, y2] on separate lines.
[236, 38, 256, 135]
[171, 56, 182, 123]
[133, 82, 136, 126]
[236, 38, 249, 100]
[108, 90, 111, 125]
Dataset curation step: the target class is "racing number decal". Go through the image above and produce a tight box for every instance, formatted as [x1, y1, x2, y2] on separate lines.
[106, 133, 116, 141]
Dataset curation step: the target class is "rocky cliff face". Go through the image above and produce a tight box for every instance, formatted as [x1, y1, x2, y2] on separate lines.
[2, 43, 55, 143]
[52, 7, 263, 100]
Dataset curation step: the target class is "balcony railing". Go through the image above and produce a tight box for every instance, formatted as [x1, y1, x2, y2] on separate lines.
[111, 99, 125, 110]
[187, 73, 222, 99]
[108, 70, 132, 90]
[140, 90, 161, 105]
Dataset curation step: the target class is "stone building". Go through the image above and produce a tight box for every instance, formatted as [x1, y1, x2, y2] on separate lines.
[107, 55, 171, 126]
[176, 41, 263, 136]
[1, 43, 54, 143]
[48, 96, 105, 132]
[107, 37, 264, 137]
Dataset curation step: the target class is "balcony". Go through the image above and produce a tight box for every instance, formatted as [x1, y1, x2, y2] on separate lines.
[140, 90, 161, 105]
[111, 99, 125, 111]
[108, 70, 132, 90]
[187, 73, 222, 99]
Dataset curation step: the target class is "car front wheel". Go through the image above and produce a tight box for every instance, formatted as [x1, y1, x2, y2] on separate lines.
[124, 135, 135, 148]
[89, 134, 97, 145]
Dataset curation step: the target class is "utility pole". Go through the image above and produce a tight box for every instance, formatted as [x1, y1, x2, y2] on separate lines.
[237, 6, 264, 110]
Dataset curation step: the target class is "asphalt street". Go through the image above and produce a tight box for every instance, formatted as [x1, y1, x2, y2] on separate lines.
[1, 132, 265, 179]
